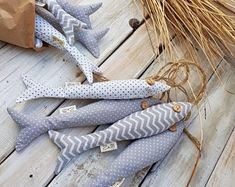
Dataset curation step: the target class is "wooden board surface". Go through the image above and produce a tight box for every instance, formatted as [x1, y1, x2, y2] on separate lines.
[0, 0, 234, 186]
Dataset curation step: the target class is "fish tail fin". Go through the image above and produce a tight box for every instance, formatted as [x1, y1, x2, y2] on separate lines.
[48, 130, 78, 174]
[16, 76, 49, 102]
[7, 108, 46, 151]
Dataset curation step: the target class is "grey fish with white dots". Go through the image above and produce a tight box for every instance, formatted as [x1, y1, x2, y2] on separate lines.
[89, 122, 185, 187]
[7, 98, 160, 151]
[16, 76, 170, 102]
[48, 102, 191, 174]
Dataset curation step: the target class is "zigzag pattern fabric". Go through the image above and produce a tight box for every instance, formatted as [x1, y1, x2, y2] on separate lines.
[35, 15, 100, 83]
[89, 122, 185, 187]
[46, 0, 86, 45]
[57, 0, 102, 29]
[48, 102, 192, 174]
[16, 76, 170, 102]
[7, 98, 159, 151]
[36, 6, 109, 58]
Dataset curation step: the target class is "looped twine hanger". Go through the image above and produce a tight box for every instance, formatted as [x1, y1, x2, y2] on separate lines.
[147, 59, 206, 105]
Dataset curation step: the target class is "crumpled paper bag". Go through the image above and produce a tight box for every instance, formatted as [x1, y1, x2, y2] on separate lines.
[0, 0, 35, 48]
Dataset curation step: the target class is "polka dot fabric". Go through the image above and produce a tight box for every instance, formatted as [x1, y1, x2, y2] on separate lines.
[36, 6, 109, 58]
[89, 123, 185, 187]
[16, 76, 171, 102]
[7, 98, 160, 151]
[35, 15, 100, 83]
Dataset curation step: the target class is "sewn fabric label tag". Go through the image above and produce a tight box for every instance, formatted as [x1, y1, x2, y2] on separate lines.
[52, 35, 64, 46]
[111, 178, 125, 187]
[65, 82, 81, 88]
[100, 142, 118, 153]
[59, 105, 77, 114]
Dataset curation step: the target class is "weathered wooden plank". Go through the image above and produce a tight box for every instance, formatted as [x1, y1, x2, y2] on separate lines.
[0, 0, 142, 163]
[141, 61, 235, 187]
[206, 127, 235, 187]
[0, 18, 162, 186]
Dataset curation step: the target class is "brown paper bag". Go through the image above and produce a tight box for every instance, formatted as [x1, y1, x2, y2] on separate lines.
[0, 0, 35, 48]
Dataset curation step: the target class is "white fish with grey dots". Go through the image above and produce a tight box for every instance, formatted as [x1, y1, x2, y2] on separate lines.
[7, 98, 160, 151]
[88, 122, 185, 187]
[16, 76, 170, 102]
[35, 14, 100, 83]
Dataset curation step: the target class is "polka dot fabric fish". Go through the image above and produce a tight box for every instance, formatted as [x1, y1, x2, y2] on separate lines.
[7, 98, 160, 151]
[16, 76, 170, 102]
[36, 6, 109, 58]
[57, 0, 103, 29]
[89, 122, 185, 187]
[35, 15, 100, 83]
[48, 102, 192, 174]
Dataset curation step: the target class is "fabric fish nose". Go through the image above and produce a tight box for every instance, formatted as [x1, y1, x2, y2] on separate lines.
[16, 77, 171, 102]
[48, 102, 192, 174]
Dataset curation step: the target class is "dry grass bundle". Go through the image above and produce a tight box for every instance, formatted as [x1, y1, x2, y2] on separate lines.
[140, 0, 235, 69]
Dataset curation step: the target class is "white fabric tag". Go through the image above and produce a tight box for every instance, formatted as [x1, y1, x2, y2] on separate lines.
[111, 178, 125, 187]
[65, 82, 81, 87]
[59, 105, 77, 114]
[100, 142, 118, 153]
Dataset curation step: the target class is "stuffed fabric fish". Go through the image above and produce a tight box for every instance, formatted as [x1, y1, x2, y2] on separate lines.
[36, 6, 109, 58]
[89, 122, 185, 187]
[8, 98, 159, 151]
[16, 76, 170, 102]
[48, 102, 191, 174]
[57, 0, 102, 29]
[45, 0, 87, 45]
[35, 15, 100, 83]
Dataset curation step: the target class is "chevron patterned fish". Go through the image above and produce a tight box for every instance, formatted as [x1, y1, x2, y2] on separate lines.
[7, 98, 159, 151]
[36, 6, 109, 58]
[48, 102, 191, 174]
[35, 15, 100, 83]
[46, 0, 87, 45]
[89, 122, 185, 187]
[57, 0, 102, 29]
[16, 76, 170, 102]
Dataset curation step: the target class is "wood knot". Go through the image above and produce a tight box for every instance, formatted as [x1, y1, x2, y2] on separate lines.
[129, 18, 141, 30]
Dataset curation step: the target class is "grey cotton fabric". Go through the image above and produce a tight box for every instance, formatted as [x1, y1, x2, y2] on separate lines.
[48, 102, 192, 174]
[36, 6, 109, 58]
[35, 15, 100, 83]
[56, 0, 102, 29]
[46, 0, 87, 45]
[16, 76, 170, 102]
[89, 122, 185, 187]
[7, 98, 159, 151]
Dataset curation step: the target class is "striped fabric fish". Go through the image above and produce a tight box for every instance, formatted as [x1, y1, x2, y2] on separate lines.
[35, 15, 100, 83]
[36, 6, 109, 58]
[7, 98, 159, 151]
[16, 76, 170, 102]
[48, 102, 191, 174]
[89, 122, 185, 187]
[45, 0, 87, 45]
[57, 0, 102, 29]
